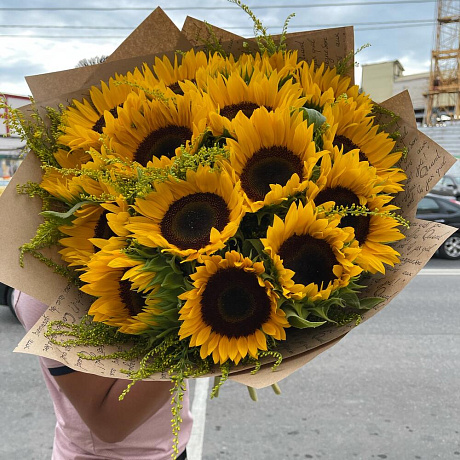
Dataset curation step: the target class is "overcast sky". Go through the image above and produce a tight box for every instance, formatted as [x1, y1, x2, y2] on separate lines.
[1, 0, 438, 97]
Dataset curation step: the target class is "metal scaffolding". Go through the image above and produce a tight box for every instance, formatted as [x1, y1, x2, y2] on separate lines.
[424, 0, 460, 126]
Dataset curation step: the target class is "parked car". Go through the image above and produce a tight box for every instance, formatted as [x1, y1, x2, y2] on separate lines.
[430, 174, 460, 200]
[416, 193, 460, 260]
[0, 282, 16, 318]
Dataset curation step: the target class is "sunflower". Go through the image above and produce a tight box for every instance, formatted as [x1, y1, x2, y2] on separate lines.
[101, 197, 132, 238]
[40, 168, 84, 205]
[178, 251, 289, 365]
[130, 49, 230, 96]
[353, 195, 405, 274]
[80, 238, 161, 334]
[295, 61, 373, 112]
[307, 147, 384, 211]
[54, 148, 91, 169]
[227, 50, 300, 83]
[59, 186, 128, 268]
[204, 67, 305, 136]
[127, 166, 246, 261]
[103, 91, 208, 167]
[262, 201, 362, 301]
[322, 99, 406, 193]
[82, 143, 168, 181]
[225, 107, 323, 211]
[59, 203, 115, 268]
[59, 74, 136, 152]
[307, 149, 404, 274]
[265, 50, 300, 78]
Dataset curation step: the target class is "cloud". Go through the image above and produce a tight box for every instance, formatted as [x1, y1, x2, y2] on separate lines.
[1, 59, 47, 96]
[0, 0, 437, 96]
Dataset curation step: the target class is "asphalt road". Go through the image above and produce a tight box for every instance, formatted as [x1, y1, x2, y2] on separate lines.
[1, 257, 459, 460]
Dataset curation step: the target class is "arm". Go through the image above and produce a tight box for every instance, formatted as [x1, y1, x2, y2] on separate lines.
[54, 372, 174, 443]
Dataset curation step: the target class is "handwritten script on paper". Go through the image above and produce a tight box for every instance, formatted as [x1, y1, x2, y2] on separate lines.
[373, 98, 455, 219]
[15, 217, 455, 388]
[392, 123, 452, 218]
[14, 284, 169, 381]
[9, 24, 458, 389]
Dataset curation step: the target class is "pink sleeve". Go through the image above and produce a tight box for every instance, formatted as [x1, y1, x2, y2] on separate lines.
[14, 290, 68, 370]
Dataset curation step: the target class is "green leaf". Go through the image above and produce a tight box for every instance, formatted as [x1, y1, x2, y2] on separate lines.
[160, 272, 185, 289]
[299, 107, 327, 130]
[287, 315, 326, 329]
[358, 297, 385, 310]
[40, 200, 94, 221]
[341, 291, 360, 309]
[241, 238, 265, 257]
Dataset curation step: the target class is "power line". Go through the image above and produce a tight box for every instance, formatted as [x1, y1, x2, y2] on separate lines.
[0, 22, 435, 40]
[0, 19, 436, 30]
[0, 0, 438, 11]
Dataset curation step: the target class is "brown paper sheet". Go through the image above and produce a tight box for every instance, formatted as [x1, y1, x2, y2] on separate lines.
[182, 16, 354, 82]
[376, 92, 456, 219]
[0, 153, 69, 307]
[377, 90, 418, 130]
[105, 8, 189, 63]
[4, 11, 458, 388]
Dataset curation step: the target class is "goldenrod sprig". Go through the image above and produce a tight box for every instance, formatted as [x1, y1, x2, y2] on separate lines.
[323, 203, 410, 228]
[228, 0, 294, 56]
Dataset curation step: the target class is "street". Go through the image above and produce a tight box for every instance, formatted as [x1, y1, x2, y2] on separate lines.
[1, 257, 459, 460]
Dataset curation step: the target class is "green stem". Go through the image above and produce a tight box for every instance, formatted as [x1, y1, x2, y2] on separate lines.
[271, 383, 281, 395]
[247, 386, 258, 401]
[212, 376, 221, 398]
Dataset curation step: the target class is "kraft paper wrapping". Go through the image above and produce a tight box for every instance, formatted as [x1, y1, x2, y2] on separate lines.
[4, 9, 457, 388]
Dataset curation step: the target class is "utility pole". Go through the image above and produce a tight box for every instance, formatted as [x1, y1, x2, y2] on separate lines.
[424, 0, 460, 126]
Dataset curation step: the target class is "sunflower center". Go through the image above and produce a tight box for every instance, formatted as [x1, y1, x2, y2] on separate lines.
[315, 186, 370, 244]
[201, 267, 271, 338]
[134, 125, 192, 166]
[333, 134, 369, 162]
[240, 146, 303, 202]
[92, 106, 121, 134]
[160, 192, 230, 250]
[168, 79, 196, 95]
[118, 278, 145, 317]
[220, 102, 272, 120]
[278, 234, 337, 288]
[93, 210, 116, 251]
[168, 81, 184, 95]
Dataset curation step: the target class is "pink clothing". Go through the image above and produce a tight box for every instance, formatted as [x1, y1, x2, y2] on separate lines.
[14, 291, 193, 460]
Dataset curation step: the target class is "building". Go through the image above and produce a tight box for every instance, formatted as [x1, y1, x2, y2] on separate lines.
[361, 61, 460, 160]
[361, 61, 406, 104]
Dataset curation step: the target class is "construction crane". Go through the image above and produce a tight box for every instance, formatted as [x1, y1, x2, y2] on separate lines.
[424, 0, 460, 126]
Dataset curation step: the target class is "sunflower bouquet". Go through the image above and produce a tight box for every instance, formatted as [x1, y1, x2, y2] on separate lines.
[2, 2, 457, 454]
